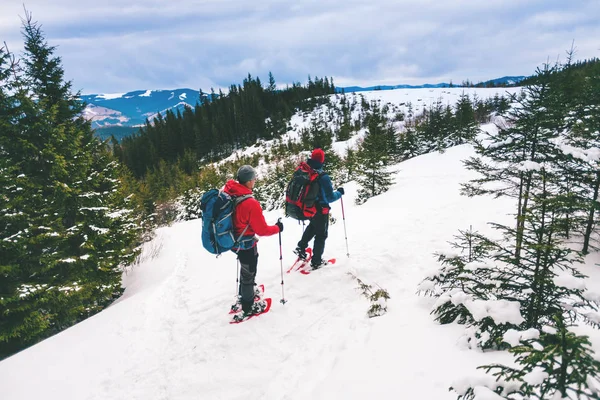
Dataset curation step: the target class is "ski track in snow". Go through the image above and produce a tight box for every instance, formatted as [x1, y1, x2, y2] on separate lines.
[3, 136, 600, 398]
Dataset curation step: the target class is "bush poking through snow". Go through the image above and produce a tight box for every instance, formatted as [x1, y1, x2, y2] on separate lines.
[348, 272, 390, 318]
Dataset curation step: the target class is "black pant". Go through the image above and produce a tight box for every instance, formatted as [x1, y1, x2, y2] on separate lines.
[298, 208, 329, 263]
[237, 246, 258, 312]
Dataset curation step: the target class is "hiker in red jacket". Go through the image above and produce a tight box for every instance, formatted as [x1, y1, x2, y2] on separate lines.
[223, 165, 283, 315]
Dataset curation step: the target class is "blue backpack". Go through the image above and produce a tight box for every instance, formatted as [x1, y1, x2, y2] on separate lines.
[200, 189, 253, 255]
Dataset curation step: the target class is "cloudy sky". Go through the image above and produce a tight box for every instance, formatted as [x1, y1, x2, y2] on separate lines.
[1, 0, 598, 94]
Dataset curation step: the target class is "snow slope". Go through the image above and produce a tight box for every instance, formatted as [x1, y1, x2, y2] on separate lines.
[219, 86, 522, 170]
[2, 129, 600, 400]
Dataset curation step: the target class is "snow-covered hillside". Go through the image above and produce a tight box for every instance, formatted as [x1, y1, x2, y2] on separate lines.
[81, 85, 521, 130]
[220, 86, 522, 170]
[80, 88, 201, 128]
[3, 121, 600, 399]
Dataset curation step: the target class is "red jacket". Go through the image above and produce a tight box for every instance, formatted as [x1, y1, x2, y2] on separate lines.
[223, 180, 280, 240]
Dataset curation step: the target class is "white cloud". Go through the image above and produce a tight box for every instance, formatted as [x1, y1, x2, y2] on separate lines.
[1, 0, 599, 93]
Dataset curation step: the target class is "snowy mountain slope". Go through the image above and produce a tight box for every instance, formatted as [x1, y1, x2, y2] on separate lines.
[80, 88, 201, 128]
[337, 75, 526, 92]
[219, 86, 523, 170]
[3, 127, 600, 399]
[81, 82, 522, 130]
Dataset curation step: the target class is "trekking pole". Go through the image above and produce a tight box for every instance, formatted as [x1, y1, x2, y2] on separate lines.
[340, 197, 350, 258]
[278, 218, 287, 304]
[235, 258, 240, 298]
[232, 225, 249, 299]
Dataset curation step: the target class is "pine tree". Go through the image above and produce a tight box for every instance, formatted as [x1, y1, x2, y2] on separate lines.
[0, 13, 140, 358]
[336, 98, 353, 142]
[341, 147, 358, 184]
[253, 160, 296, 211]
[453, 315, 600, 399]
[422, 164, 600, 350]
[452, 92, 479, 145]
[559, 61, 600, 253]
[488, 166, 598, 332]
[355, 110, 394, 204]
[418, 226, 499, 330]
[267, 71, 276, 92]
[309, 113, 334, 150]
[461, 64, 564, 260]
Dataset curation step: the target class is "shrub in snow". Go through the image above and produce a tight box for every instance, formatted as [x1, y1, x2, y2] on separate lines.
[153, 201, 179, 226]
[175, 187, 203, 221]
[348, 273, 390, 318]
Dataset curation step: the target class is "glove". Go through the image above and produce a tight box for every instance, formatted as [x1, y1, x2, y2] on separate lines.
[337, 187, 345, 195]
[276, 220, 284, 232]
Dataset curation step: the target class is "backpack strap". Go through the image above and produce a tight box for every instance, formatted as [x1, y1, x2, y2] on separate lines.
[232, 194, 254, 248]
[233, 194, 253, 206]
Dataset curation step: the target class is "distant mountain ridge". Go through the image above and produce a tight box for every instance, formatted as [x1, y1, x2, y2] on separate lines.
[83, 76, 526, 137]
[337, 76, 526, 93]
[80, 88, 201, 129]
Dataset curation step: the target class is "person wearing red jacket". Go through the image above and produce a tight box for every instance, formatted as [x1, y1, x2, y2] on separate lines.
[223, 165, 283, 315]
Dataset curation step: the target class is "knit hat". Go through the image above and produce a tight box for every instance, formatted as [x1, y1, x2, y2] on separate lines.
[311, 148, 325, 164]
[236, 165, 257, 184]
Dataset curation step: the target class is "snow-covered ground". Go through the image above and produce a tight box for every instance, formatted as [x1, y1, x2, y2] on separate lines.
[3, 119, 600, 399]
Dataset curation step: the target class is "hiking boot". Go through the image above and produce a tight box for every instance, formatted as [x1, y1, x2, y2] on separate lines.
[253, 285, 263, 301]
[242, 299, 268, 316]
[250, 299, 268, 314]
[310, 259, 328, 270]
[294, 246, 308, 260]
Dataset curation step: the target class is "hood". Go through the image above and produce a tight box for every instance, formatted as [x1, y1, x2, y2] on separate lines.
[223, 179, 253, 196]
[307, 158, 323, 171]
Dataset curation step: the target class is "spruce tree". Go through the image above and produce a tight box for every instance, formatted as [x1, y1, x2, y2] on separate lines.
[461, 64, 564, 260]
[336, 99, 353, 142]
[253, 160, 297, 211]
[452, 93, 479, 145]
[341, 147, 358, 184]
[559, 62, 600, 253]
[453, 315, 600, 399]
[355, 110, 394, 205]
[397, 126, 423, 160]
[427, 164, 599, 350]
[0, 14, 140, 358]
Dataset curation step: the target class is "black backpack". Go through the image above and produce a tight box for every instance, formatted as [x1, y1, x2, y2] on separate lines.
[285, 162, 322, 220]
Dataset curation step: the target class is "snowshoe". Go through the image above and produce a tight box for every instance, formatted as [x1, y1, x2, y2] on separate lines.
[229, 284, 264, 314]
[230, 298, 272, 324]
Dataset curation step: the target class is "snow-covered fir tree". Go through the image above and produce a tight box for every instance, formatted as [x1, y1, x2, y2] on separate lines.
[340, 147, 359, 184]
[451, 92, 480, 146]
[429, 61, 600, 397]
[0, 14, 140, 358]
[558, 61, 600, 254]
[397, 125, 423, 160]
[254, 159, 299, 212]
[453, 315, 600, 399]
[355, 109, 394, 204]
[461, 64, 565, 260]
